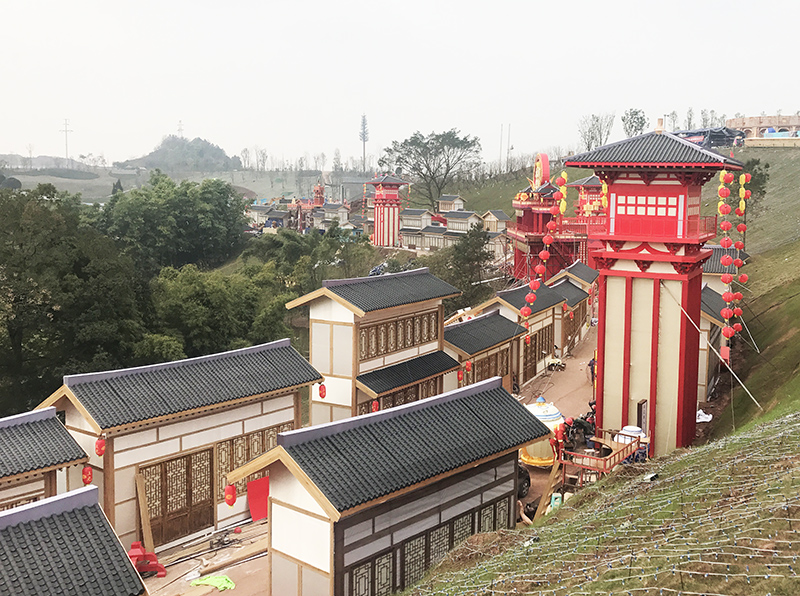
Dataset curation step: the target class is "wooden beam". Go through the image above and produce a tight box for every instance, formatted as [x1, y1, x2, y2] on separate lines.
[135, 473, 155, 553]
[534, 460, 562, 522]
[36, 386, 103, 435]
[285, 287, 366, 318]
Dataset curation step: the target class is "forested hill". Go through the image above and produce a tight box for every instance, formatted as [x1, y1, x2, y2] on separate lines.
[114, 135, 242, 172]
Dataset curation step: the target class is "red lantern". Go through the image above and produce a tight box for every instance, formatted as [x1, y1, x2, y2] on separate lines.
[520, 305, 532, 318]
[562, 303, 568, 311]
[569, 311, 574, 320]
[745, 173, 752, 183]
[523, 321, 529, 329]
[720, 273, 733, 284]
[539, 250, 550, 261]
[529, 279, 540, 291]
[525, 335, 531, 345]
[535, 264, 546, 275]
[588, 297, 592, 306]
[94, 438, 106, 457]
[724, 172, 735, 184]
[554, 191, 564, 201]
[719, 203, 732, 215]
[556, 176, 566, 187]
[371, 400, 379, 412]
[719, 237, 732, 248]
[720, 307, 733, 320]
[733, 291, 743, 302]
[457, 370, 464, 382]
[718, 187, 730, 198]
[720, 255, 733, 267]
[224, 484, 236, 507]
[588, 286, 594, 295]
[737, 223, 747, 233]
[722, 326, 735, 339]
[734, 240, 744, 250]
[465, 360, 472, 372]
[82, 466, 92, 485]
[735, 207, 744, 217]
[733, 307, 743, 317]
[719, 220, 732, 232]
[722, 291, 734, 303]
[543, 234, 554, 245]
[744, 189, 751, 198]
[550, 205, 560, 216]
[733, 323, 743, 333]
[739, 273, 748, 284]
[525, 292, 537, 304]
[319, 384, 326, 399]
[546, 220, 557, 231]
[733, 258, 744, 268]
[720, 345, 730, 361]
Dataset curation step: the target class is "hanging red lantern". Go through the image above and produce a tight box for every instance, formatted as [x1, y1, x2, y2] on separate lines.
[718, 187, 730, 198]
[319, 384, 326, 399]
[719, 237, 732, 248]
[720, 345, 730, 361]
[550, 205, 560, 216]
[556, 176, 566, 187]
[719, 220, 732, 232]
[720, 273, 733, 284]
[525, 335, 531, 345]
[562, 303, 568, 311]
[457, 370, 464, 382]
[744, 189, 751, 198]
[745, 173, 752, 183]
[734, 240, 744, 250]
[535, 264, 546, 275]
[733, 323, 743, 333]
[588, 297, 592, 306]
[733, 258, 744, 268]
[733, 291, 743, 301]
[735, 207, 744, 217]
[722, 291, 734, 303]
[523, 321, 529, 329]
[543, 234, 554, 245]
[720, 307, 733, 320]
[82, 466, 93, 485]
[588, 286, 594, 295]
[520, 305, 532, 318]
[465, 360, 472, 372]
[737, 223, 747, 233]
[529, 279, 540, 290]
[739, 273, 748, 283]
[569, 311, 574, 320]
[733, 307, 743, 317]
[525, 292, 537, 304]
[719, 203, 732, 215]
[722, 326, 735, 339]
[371, 400, 379, 412]
[224, 484, 237, 507]
[553, 191, 563, 201]
[724, 172, 735, 184]
[539, 250, 551, 261]
[95, 438, 106, 457]
[720, 255, 733, 267]
[546, 220, 557, 231]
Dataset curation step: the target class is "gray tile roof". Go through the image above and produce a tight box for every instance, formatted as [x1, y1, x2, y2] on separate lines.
[485, 210, 511, 221]
[535, 182, 559, 197]
[703, 245, 750, 275]
[701, 285, 726, 326]
[279, 379, 550, 511]
[443, 210, 478, 220]
[0, 487, 145, 596]
[549, 278, 589, 308]
[497, 283, 565, 314]
[400, 208, 429, 216]
[356, 351, 459, 395]
[323, 268, 460, 313]
[438, 194, 461, 201]
[564, 260, 599, 284]
[65, 339, 322, 430]
[565, 132, 744, 168]
[566, 175, 602, 188]
[367, 174, 408, 186]
[421, 225, 446, 235]
[444, 311, 527, 356]
[0, 408, 87, 479]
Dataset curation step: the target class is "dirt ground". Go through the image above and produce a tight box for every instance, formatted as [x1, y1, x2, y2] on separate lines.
[144, 328, 600, 596]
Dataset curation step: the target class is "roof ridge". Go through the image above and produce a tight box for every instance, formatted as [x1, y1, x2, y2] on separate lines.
[65, 338, 291, 386]
[322, 267, 430, 288]
[279, 377, 504, 448]
[0, 406, 55, 430]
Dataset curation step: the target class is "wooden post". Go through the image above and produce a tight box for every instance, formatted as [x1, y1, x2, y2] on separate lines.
[135, 473, 155, 553]
[534, 459, 561, 521]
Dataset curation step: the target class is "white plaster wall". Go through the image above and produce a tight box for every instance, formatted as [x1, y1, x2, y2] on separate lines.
[0, 479, 45, 507]
[629, 277, 654, 425]
[63, 399, 94, 433]
[311, 376, 351, 408]
[271, 502, 331, 573]
[655, 280, 682, 455]
[603, 276, 626, 430]
[158, 403, 263, 441]
[310, 300, 354, 324]
[497, 304, 518, 323]
[311, 322, 331, 375]
[331, 325, 353, 376]
[218, 497, 249, 525]
[270, 463, 328, 518]
[71, 429, 102, 468]
[443, 346, 460, 362]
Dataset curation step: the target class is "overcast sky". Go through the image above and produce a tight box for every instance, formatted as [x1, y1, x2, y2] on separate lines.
[3, 0, 799, 167]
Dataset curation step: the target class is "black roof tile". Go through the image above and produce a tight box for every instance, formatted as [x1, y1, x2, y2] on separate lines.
[444, 311, 527, 356]
[280, 380, 550, 511]
[421, 226, 446, 235]
[565, 131, 743, 169]
[485, 210, 511, 221]
[703, 245, 750, 274]
[0, 487, 145, 596]
[367, 174, 408, 186]
[357, 351, 459, 395]
[323, 268, 460, 313]
[564, 261, 599, 284]
[566, 175, 602, 187]
[549, 279, 589, 308]
[497, 283, 565, 314]
[443, 211, 478, 219]
[400, 208, 430, 216]
[0, 409, 87, 479]
[65, 339, 321, 430]
[701, 285, 726, 325]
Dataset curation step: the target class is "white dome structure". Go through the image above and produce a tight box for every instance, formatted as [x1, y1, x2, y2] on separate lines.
[520, 397, 563, 467]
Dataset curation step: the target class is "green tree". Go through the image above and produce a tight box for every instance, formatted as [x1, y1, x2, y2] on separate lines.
[621, 108, 650, 137]
[379, 129, 482, 211]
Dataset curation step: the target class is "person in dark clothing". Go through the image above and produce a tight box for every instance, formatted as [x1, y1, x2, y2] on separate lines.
[588, 357, 596, 383]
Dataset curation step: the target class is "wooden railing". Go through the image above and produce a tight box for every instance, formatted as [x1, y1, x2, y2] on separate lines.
[559, 428, 642, 487]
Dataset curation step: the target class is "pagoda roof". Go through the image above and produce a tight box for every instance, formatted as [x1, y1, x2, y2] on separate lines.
[366, 174, 409, 186]
[535, 182, 559, 197]
[566, 175, 602, 188]
[565, 131, 744, 170]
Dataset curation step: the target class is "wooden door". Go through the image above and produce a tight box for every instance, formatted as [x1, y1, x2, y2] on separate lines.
[141, 448, 214, 547]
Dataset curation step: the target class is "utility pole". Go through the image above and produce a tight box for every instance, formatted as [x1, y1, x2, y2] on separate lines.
[178, 120, 184, 138]
[499, 124, 503, 174]
[506, 123, 512, 172]
[61, 119, 73, 164]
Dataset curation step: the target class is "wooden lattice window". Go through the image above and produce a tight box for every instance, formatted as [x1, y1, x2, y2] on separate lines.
[479, 504, 495, 533]
[452, 513, 473, 546]
[375, 552, 393, 596]
[429, 525, 450, 567]
[403, 535, 426, 587]
[353, 560, 372, 596]
[496, 497, 509, 530]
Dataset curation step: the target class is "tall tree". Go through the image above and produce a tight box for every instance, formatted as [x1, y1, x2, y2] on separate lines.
[578, 113, 615, 151]
[379, 129, 482, 211]
[359, 115, 369, 174]
[240, 148, 251, 170]
[621, 108, 650, 137]
[684, 108, 695, 130]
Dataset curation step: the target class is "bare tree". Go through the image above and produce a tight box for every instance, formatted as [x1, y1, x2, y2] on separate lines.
[667, 111, 679, 131]
[240, 148, 251, 170]
[257, 149, 268, 173]
[578, 113, 615, 151]
[684, 108, 695, 130]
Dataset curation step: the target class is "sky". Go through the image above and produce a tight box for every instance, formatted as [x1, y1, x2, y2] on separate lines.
[3, 0, 799, 168]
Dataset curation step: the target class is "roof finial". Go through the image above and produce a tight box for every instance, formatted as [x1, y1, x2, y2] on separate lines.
[655, 118, 665, 134]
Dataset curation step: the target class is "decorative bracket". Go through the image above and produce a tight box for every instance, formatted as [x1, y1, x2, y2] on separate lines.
[635, 260, 652, 272]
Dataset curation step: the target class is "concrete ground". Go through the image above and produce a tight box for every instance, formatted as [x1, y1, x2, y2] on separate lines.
[145, 328, 598, 595]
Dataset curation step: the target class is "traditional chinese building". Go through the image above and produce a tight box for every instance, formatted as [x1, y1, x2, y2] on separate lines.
[369, 174, 408, 247]
[565, 129, 742, 455]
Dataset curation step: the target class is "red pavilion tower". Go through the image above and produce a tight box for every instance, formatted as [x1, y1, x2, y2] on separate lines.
[367, 174, 408, 247]
[565, 129, 742, 455]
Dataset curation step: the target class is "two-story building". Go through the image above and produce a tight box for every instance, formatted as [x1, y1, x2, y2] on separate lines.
[436, 194, 465, 212]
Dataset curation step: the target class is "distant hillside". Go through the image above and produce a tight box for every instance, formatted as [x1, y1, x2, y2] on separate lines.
[114, 135, 242, 172]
